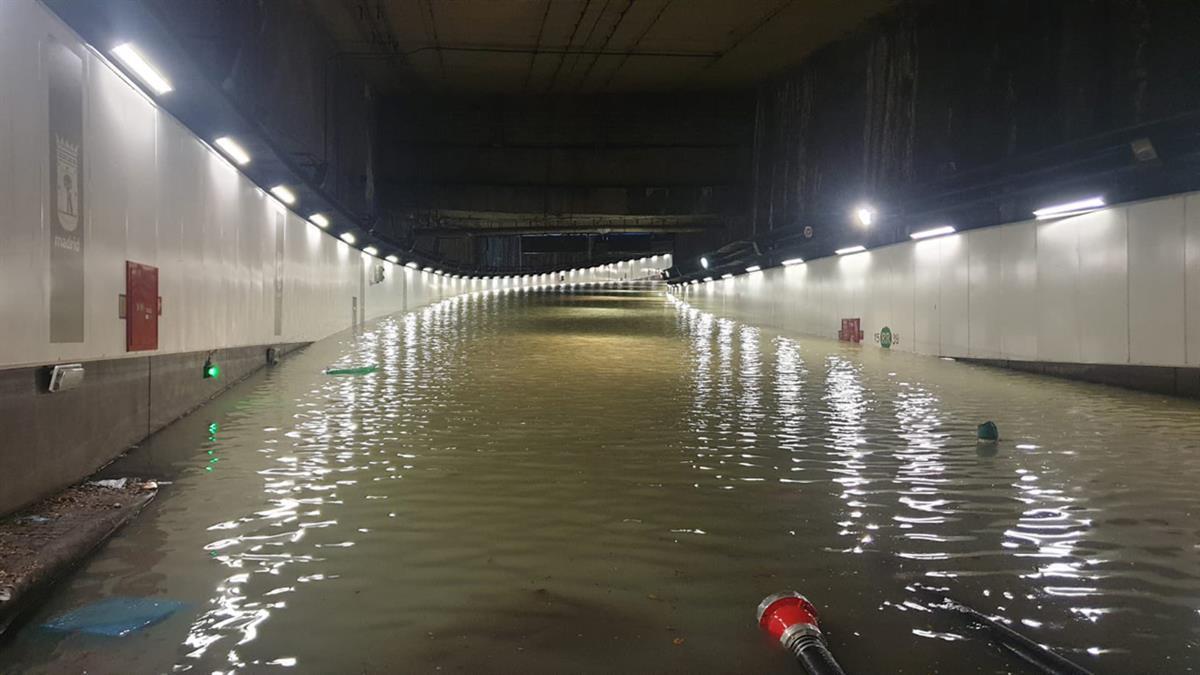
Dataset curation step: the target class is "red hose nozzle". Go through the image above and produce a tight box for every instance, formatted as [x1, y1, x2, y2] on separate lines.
[758, 592, 847, 675]
[757, 591, 822, 642]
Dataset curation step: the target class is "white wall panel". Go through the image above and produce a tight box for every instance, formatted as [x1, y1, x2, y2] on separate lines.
[0, 7, 41, 364]
[885, 245, 915, 354]
[968, 228, 1004, 358]
[1035, 218, 1080, 362]
[865, 247, 895, 345]
[937, 234, 970, 357]
[1075, 208, 1128, 364]
[998, 222, 1038, 360]
[911, 239, 942, 355]
[1188, 195, 1200, 366]
[1128, 197, 1186, 365]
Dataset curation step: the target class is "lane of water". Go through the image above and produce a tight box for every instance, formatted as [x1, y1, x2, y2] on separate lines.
[2, 285, 1199, 673]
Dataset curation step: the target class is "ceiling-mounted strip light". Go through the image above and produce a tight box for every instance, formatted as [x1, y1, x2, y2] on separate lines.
[213, 137, 250, 165]
[910, 225, 956, 240]
[111, 43, 173, 94]
[339, 232, 356, 244]
[363, 246, 378, 256]
[722, 273, 734, 279]
[781, 257, 805, 266]
[1033, 196, 1105, 220]
[385, 255, 399, 264]
[836, 245, 867, 255]
[745, 265, 762, 273]
[308, 213, 329, 228]
[270, 185, 296, 205]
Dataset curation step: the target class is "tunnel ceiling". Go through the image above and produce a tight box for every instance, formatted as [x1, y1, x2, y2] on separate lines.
[303, 0, 892, 93]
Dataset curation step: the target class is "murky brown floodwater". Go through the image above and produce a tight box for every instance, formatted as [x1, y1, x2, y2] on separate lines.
[3, 284, 1199, 674]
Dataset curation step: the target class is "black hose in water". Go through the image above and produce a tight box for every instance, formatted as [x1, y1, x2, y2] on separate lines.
[784, 632, 848, 675]
[918, 589, 1094, 675]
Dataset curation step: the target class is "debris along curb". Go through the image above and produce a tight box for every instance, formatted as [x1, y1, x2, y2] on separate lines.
[0, 478, 158, 638]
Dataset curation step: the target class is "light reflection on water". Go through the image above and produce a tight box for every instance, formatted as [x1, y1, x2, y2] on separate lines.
[3, 285, 1200, 673]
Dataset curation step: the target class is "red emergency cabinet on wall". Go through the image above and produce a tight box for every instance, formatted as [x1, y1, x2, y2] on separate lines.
[126, 261, 159, 351]
[839, 318, 863, 343]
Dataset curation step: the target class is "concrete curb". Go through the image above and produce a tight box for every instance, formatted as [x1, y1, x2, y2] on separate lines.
[0, 486, 157, 638]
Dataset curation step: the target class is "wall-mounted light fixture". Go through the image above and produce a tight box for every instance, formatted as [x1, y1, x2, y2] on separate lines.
[835, 245, 867, 255]
[213, 137, 250, 165]
[910, 225, 956, 240]
[111, 43, 173, 94]
[270, 185, 296, 205]
[1033, 196, 1105, 220]
[202, 353, 220, 379]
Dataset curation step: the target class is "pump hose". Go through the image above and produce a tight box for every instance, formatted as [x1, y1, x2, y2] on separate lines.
[941, 597, 1093, 675]
[784, 632, 848, 675]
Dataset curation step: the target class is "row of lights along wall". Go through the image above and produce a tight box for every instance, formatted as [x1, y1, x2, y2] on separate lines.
[103, 40, 672, 384]
[107, 43, 397, 264]
[675, 196, 1108, 286]
[110, 41, 657, 280]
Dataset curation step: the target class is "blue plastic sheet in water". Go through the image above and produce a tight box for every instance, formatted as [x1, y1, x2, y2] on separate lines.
[42, 597, 185, 636]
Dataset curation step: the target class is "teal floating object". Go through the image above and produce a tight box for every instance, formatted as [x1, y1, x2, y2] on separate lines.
[324, 365, 377, 376]
[977, 421, 999, 441]
[43, 597, 185, 636]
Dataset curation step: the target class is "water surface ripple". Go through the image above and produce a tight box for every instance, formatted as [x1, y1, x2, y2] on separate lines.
[3, 286, 1199, 673]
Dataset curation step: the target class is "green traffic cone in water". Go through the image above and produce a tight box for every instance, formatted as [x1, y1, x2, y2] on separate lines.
[977, 421, 999, 442]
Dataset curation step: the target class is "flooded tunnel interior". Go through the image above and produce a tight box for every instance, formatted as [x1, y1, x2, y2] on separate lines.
[4, 286, 1200, 672]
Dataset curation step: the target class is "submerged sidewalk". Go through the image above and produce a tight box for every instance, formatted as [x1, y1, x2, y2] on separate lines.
[0, 479, 157, 636]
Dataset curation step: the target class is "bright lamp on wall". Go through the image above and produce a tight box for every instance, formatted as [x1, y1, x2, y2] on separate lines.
[910, 225, 956, 240]
[111, 43, 173, 95]
[1033, 196, 1105, 220]
[854, 205, 876, 227]
[213, 137, 251, 165]
[339, 232, 356, 244]
[309, 213, 329, 228]
[270, 185, 296, 205]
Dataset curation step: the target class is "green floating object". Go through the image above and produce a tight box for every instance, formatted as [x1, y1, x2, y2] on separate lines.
[324, 365, 378, 376]
[977, 421, 999, 441]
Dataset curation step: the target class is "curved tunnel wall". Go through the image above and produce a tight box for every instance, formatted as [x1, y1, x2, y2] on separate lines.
[675, 193, 1200, 394]
[0, 0, 670, 515]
